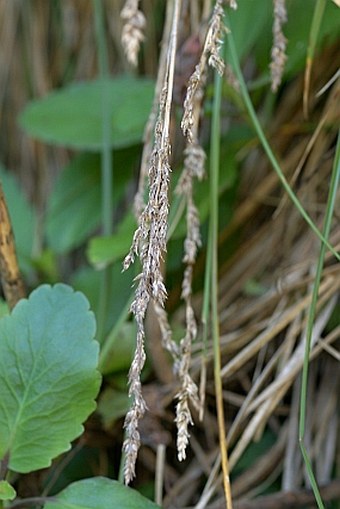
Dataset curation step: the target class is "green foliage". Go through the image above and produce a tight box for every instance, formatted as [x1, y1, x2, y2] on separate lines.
[98, 322, 136, 375]
[97, 388, 130, 428]
[0, 284, 101, 473]
[46, 148, 137, 254]
[46, 153, 102, 254]
[19, 77, 154, 151]
[0, 164, 36, 275]
[0, 481, 16, 501]
[227, 0, 339, 81]
[44, 477, 161, 509]
[71, 263, 134, 334]
[87, 213, 135, 269]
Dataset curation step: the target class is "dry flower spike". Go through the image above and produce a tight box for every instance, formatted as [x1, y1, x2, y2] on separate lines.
[121, 0, 146, 66]
[122, 0, 182, 484]
[270, 0, 288, 92]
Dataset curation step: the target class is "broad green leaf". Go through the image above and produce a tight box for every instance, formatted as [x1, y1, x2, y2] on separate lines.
[87, 213, 136, 268]
[0, 164, 36, 275]
[0, 284, 101, 473]
[19, 77, 154, 151]
[99, 322, 136, 375]
[97, 388, 130, 429]
[71, 263, 134, 335]
[0, 480, 16, 501]
[46, 148, 137, 254]
[44, 477, 160, 509]
[46, 154, 102, 253]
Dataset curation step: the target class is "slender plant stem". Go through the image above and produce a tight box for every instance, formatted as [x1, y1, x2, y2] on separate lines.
[200, 220, 213, 419]
[299, 132, 340, 509]
[303, 0, 326, 116]
[93, 0, 113, 343]
[210, 66, 233, 509]
[226, 15, 340, 263]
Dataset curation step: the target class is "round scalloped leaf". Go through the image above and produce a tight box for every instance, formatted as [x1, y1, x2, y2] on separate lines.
[0, 284, 101, 473]
[19, 77, 154, 151]
[44, 477, 160, 509]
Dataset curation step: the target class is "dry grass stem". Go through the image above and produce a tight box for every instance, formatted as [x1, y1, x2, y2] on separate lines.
[120, 0, 145, 67]
[181, 0, 226, 144]
[270, 0, 288, 92]
[133, 1, 174, 219]
[122, 0, 182, 483]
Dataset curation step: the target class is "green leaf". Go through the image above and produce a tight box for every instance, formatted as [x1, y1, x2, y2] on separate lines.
[46, 153, 102, 253]
[0, 164, 36, 275]
[19, 77, 154, 151]
[0, 284, 101, 473]
[46, 148, 138, 254]
[44, 477, 160, 509]
[0, 480, 16, 501]
[99, 322, 135, 375]
[87, 213, 136, 268]
[97, 388, 130, 429]
[71, 263, 134, 335]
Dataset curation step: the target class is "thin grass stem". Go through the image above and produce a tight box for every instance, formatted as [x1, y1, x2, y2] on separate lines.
[226, 15, 340, 263]
[200, 221, 213, 419]
[298, 132, 340, 509]
[303, 0, 326, 117]
[210, 62, 233, 509]
[93, 0, 113, 343]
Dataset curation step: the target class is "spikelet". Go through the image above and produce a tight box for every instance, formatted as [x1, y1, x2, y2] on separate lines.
[121, 0, 145, 66]
[122, 0, 182, 484]
[270, 0, 288, 92]
[182, 0, 226, 143]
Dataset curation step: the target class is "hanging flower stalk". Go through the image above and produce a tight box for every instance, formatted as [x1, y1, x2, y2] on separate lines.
[175, 0, 229, 460]
[182, 0, 226, 143]
[122, 0, 182, 484]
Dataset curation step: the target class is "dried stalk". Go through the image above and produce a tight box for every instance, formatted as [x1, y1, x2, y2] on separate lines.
[181, 0, 226, 144]
[122, 0, 182, 484]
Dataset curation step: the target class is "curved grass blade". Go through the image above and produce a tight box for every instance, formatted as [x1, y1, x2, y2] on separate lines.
[303, 0, 326, 117]
[298, 132, 340, 509]
[209, 64, 233, 509]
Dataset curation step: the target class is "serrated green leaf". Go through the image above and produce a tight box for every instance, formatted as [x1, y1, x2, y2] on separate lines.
[19, 77, 154, 151]
[0, 284, 101, 473]
[44, 477, 160, 509]
[0, 480, 16, 501]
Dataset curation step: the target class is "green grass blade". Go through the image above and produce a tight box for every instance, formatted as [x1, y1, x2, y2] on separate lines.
[303, 0, 326, 116]
[226, 14, 340, 263]
[298, 132, 340, 509]
[209, 64, 233, 509]
[93, 0, 113, 342]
